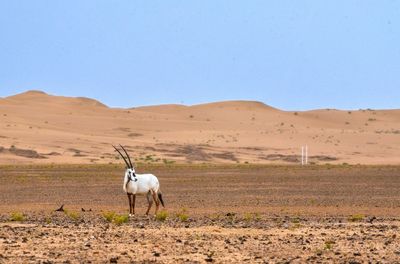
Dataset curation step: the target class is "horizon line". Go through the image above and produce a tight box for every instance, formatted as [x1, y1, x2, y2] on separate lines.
[1, 89, 399, 112]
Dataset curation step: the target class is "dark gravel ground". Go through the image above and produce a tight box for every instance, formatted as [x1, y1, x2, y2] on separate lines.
[1, 164, 400, 263]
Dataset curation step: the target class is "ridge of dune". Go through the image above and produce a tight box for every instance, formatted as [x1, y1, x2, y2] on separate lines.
[6, 90, 48, 99]
[72, 97, 108, 108]
[4, 90, 108, 108]
[135, 100, 278, 114]
[190, 100, 278, 111]
[134, 104, 188, 113]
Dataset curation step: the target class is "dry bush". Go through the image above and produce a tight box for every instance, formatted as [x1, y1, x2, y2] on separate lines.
[10, 212, 24, 222]
[155, 211, 168, 221]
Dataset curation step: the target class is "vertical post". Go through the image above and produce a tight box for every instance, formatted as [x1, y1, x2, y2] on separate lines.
[305, 145, 308, 165]
[301, 146, 304, 165]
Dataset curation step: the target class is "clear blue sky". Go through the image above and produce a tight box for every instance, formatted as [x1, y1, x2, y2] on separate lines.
[0, 1, 399, 110]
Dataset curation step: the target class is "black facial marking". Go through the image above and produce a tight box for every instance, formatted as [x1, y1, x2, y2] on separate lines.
[128, 171, 137, 182]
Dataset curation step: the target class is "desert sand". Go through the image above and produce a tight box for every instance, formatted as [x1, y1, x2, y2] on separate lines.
[0, 90, 399, 165]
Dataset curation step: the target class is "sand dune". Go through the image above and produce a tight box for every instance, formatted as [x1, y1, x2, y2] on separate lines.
[0, 90, 399, 164]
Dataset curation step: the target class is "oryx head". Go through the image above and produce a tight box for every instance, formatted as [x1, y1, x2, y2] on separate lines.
[113, 145, 137, 182]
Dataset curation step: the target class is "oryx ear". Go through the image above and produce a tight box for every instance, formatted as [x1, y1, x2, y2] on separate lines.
[112, 145, 131, 169]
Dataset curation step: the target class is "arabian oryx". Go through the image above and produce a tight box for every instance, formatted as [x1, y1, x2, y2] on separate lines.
[113, 145, 165, 216]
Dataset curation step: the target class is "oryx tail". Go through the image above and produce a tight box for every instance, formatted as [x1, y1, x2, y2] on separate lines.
[157, 190, 165, 207]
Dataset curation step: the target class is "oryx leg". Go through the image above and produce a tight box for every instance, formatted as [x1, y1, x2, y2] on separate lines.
[131, 194, 136, 216]
[127, 193, 133, 216]
[152, 190, 160, 215]
[146, 191, 153, 216]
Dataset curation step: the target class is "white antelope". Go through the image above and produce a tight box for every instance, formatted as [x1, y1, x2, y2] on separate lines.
[113, 145, 164, 216]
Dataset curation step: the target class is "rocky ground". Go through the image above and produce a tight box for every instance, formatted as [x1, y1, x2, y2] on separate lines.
[1, 165, 400, 263]
[1, 213, 400, 263]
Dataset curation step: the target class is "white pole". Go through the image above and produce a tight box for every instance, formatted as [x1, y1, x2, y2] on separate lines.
[301, 146, 304, 165]
[305, 145, 308, 165]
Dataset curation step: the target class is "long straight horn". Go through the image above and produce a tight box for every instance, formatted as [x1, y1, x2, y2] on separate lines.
[112, 145, 131, 168]
[119, 144, 133, 169]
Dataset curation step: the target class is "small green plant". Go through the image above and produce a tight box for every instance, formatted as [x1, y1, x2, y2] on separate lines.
[242, 212, 262, 222]
[113, 214, 129, 225]
[291, 217, 300, 224]
[324, 240, 335, 250]
[155, 210, 168, 221]
[162, 159, 175, 165]
[145, 155, 154, 162]
[176, 208, 189, 222]
[348, 214, 364, 222]
[102, 211, 116, 222]
[243, 213, 253, 222]
[45, 216, 52, 224]
[226, 212, 236, 223]
[10, 212, 24, 222]
[102, 211, 129, 225]
[65, 210, 80, 221]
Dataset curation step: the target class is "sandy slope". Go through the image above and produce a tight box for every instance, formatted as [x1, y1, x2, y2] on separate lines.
[0, 90, 399, 164]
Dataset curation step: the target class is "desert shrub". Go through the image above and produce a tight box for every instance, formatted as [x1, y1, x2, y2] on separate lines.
[10, 212, 24, 222]
[324, 240, 335, 250]
[65, 210, 80, 221]
[243, 213, 252, 221]
[155, 210, 168, 221]
[102, 211, 116, 222]
[348, 214, 364, 222]
[102, 211, 129, 225]
[176, 208, 189, 222]
[145, 155, 154, 162]
[291, 217, 300, 224]
[162, 159, 175, 165]
[113, 214, 129, 225]
[209, 213, 221, 221]
[45, 216, 52, 224]
[226, 212, 236, 223]
[243, 212, 262, 222]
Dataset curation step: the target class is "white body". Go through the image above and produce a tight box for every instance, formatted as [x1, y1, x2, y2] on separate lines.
[113, 145, 164, 216]
[123, 170, 160, 195]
